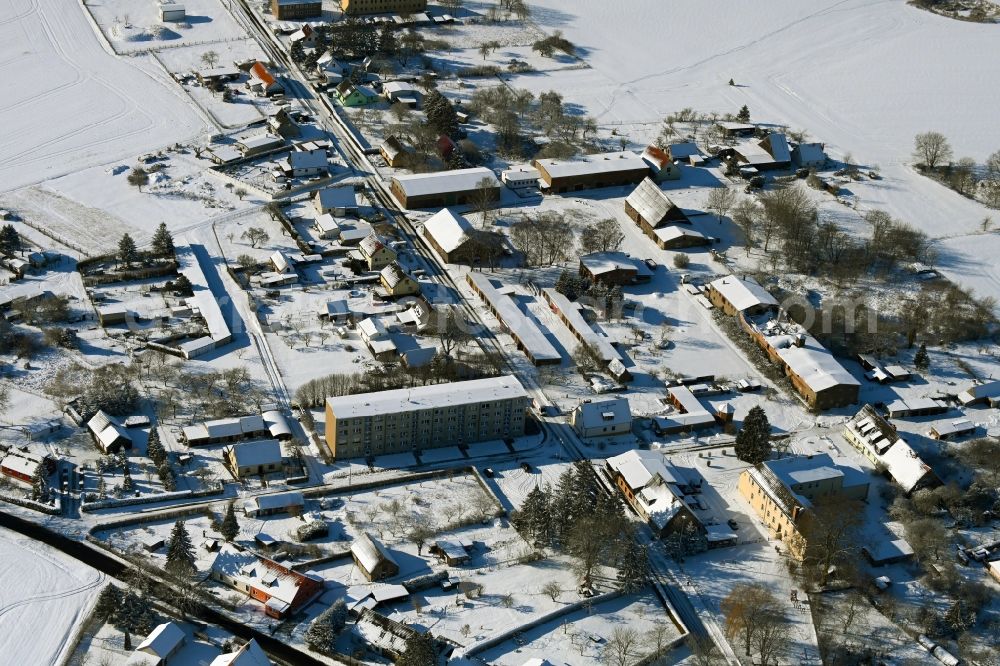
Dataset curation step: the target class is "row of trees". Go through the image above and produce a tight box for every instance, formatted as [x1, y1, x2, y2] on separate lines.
[146, 428, 176, 491]
[914, 132, 1000, 208]
[512, 461, 649, 591]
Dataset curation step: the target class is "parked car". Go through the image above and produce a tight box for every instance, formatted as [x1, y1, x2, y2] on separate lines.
[727, 518, 739, 530]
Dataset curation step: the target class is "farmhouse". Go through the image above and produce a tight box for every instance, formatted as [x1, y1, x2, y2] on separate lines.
[270, 0, 322, 19]
[356, 234, 397, 271]
[341, 0, 428, 15]
[420, 208, 478, 263]
[390, 167, 501, 209]
[223, 439, 283, 478]
[87, 410, 133, 453]
[534, 151, 650, 194]
[278, 149, 327, 178]
[0, 450, 52, 484]
[379, 136, 411, 168]
[843, 405, 938, 494]
[624, 178, 706, 249]
[182, 414, 270, 446]
[707, 275, 779, 316]
[728, 133, 792, 171]
[640, 146, 681, 182]
[313, 187, 358, 216]
[132, 622, 186, 664]
[578, 251, 653, 286]
[247, 62, 283, 96]
[357, 316, 396, 359]
[210, 639, 272, 666]
[378, 262, 420, 298]
[957, 379, 1000, 407]
[605, 449, 705, 542]
[289, 24, 317, 49]
[466, 272, 562, 366]
[267, 108, 301, 139]
[792, 142, 827, 169]
[244, 491, 304, 518]
[351, 532, 400, 581]
[738, 454, 870, 560]
[324, 375, 528, 458]
[571, 398, 632, 438]
[211, 546, 323, 618]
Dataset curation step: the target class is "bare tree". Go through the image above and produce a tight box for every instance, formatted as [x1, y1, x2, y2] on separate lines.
[201, 50, 219, 69]
[602, 627, 641, 666]
[541, 581, 561, 602]
[721, 583, 785, 659]
[580, 218, 625, 254]
[470, 177, 500, 228]
[801, 495, 864, 587]
[241, 227, 269, 248]
[913, 131, 953, 169]
[706, 186, 738, 224]
[427, 307, 474, 360]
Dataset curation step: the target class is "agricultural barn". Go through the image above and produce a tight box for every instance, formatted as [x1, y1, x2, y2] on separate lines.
[271, 0, 322, 19]
[420, 208, 478, 263]
[390, 167, 501, 209]
[534, 151, 650, 194]
[624, 178, 707, 249]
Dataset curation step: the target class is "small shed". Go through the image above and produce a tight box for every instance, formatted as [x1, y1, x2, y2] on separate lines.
[159, 3, 186, 22]
[351, 532, 400, 582]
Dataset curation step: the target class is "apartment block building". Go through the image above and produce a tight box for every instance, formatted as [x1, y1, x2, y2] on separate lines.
[341, 0, 427, 15]
[324, 376, 529, 459]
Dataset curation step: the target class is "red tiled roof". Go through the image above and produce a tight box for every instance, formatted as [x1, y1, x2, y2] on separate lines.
[251, 62, 276, 88]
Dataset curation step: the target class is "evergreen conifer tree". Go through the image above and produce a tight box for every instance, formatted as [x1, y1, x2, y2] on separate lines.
[514, 485, 551, 543]
[737, 105, 750, 122]
[398, 632, 438, 666]
[734, 405, 771, 464]
[151, 222, 175, 257]
[914, 343, 930, 371]
[146, 428, 165, 465]
[305, 599, 348, 653]
[616, 535, 649, 593]
[220, 501, 240, 541]
[31, 464, 49, 502]
[0, 225, 21, 256]
[165, 520, 197, 576]
[118, 233, 139, 268]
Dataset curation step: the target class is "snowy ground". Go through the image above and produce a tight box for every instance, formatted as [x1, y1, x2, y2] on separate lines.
[0, 0, 208, 192]
[0, 526, 105, 666]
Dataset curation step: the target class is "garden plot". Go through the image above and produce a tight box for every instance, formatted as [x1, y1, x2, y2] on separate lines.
[215, 210, 301, 264]
[74, 618, 225, 666]
[477, 588, 679, 666]
[0, 526, 105, 666]
[86, 0, 250, 53]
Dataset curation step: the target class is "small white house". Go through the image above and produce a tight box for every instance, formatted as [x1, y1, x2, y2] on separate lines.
[159, 3, 186, 22]
[501, 165, 540, 190]
[571, 398, 632, 438]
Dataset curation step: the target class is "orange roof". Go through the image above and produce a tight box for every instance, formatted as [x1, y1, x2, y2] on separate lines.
[642, 145, 669, 169]
[251, 62, 276, 88]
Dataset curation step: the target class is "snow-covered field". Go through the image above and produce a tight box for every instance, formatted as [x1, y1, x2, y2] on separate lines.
[0, 526, 105, 665]
[0, 0, 208, 193]
[520, 0, 1000, 306]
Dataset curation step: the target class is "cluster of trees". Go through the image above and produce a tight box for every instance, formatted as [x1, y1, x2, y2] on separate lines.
[510, 211, 576, 266]
[0, 224, 21, 256]
[423, 89, 460, 139]
[722, 583, 789, 664]
[512, 461, 649, 590]
[93, 578, 158, 649]
[0, 294, 75, 359]
[305, 599, 348, 653]
[914, 132, 1000, 208]
[112, 224, 174, 270]
[532, 31, 575, 58]
[554, 268, 625, 323]
[146, 428, 175, 491]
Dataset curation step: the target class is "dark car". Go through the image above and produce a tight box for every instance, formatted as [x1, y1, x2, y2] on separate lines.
[727, 518, 740, 530]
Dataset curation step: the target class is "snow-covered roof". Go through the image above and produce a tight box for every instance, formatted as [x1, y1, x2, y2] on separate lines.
[957, 379, 1000, 405]
[655, 226, 706, 244]
[314, 186, 357, 210]
[212, 547, 319, 613]
[607, 449, 676, 491]
[767, 328, 860, 394]
[314, 214, 340, 234]
[135, 622, 185, 659]
[210, 639, 272, 666]
[226, 439, 282, 468]
[379, 262, 415, 289]
[176, 241, 231, 344]
[760, 133, 791, 163]
[541, 288, 621, 365]
[183, 414, 267, 443]
[534, 151, 648, 180]
[247, 491, 303, 514]
[262, 410, 291, 439]
[579, 251, 652, 278]
[382, 81, 418, 96]
[238, 133, 283, 151]
[666, 142, 701, 160]
[359, 233, 393, 259]
[87, 410, 131, 449]
[351, 532, 398, 574]
[709, 275, 778, 313]
[357, 316, 388, 341]
[326, 375, 527, 420]
[467, 272, 561, 363]
[845, 406, 934, 493]
[574, 398, 631, 430]
[433, 539, 469, 561]
[392, 167, 500, 199]
[625, 178, 685, 225]
[0, 454, 39, 478]
[666, 385, 715, 425]
[793, 142, 826, 165]
[380, 136, 407, 161]
[422, 208, 474, 253]
[289, 150, 327, 170]
[930, 418, 975, 437]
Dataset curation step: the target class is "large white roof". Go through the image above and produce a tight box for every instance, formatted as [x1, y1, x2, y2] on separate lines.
[351, 532, 398, 573]
[535, 151, 648, 180]
[709, 275, 778, 313]
[769, 331, 860, 394]
[248, 491, 303, 513]
[579, 251, 652, 278]
[541, 288, 620, 364]
[314, 186, 357, 210]
[468, 272, 561, 363]
[422, 208, 473, 253]
[326, 375, 527, 420]
[227, 439, 282, 468]
[392, 167, 500, 198]
[135, 622, 185, 659]
[210, 639, 272, 666]
[575, 398, 631, 430]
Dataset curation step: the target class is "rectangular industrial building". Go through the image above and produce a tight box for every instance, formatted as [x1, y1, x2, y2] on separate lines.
[390, 167, 501, 209]
[534, 151, 650, 194]
[466, 272, 561, 366]
[341, 0, 427, 15]
[325, 376, 529, 459]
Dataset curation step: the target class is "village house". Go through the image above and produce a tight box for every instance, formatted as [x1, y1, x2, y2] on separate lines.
[466, 272, 562, 366]
[706, 275, 779, 317]
[247, 62, 283, 97]
[223, 439, 283, 478]
[381, 81, 420, 107]
[391, 168, 502, 209]
[640, 145, 682, 182]
[843, 405, 939, 494]
[270, 0, 322, 19]
[791, 142, 827, 169]
[578, 251, 653, 286]
[716, 121, 756, 139]
[236, 133, 284, 157]
[87, 410, 133, 453]
[379, 135, 411, 168]
[534, 151, 651, 194]
[355, 233, 397, 271]
[664, 141, 702, 163]
[605, 449, 706, 543]
[210, 639, 272, 666]
[725, 132, 792, 172]
[313, 186, 358, 217]
[244, 491, 305, 518]
[182, 414, 271, 446]
[267, 108, 301, 139]
[739, 454, 870, 559]
[325, 375, 528, 458]
[351, 532, 400, 581]
[928, 418, 977, 441]
[957, 379, 1000, 407]
[357, 316, 397, 360]
[211, 546, 323, 618]
[289, 24, 318, 49]
[571, 398, 632, 438]
[653, 384, 717, 434]
[0, 449, 53, 484]
[378, 261, 420, 298]
[420, 208, 479, 263]
[196, 66, 241, 88]
[541, 288, 629, 380]
[430, 539, 471, 565]
[340, 0, 427, 15]
[354, 609, 450, 662]
[334, 81, 378, 107]
[130, 622, 186, 665]
[624, 178, 708, 250]
[277, 149, 328, 178]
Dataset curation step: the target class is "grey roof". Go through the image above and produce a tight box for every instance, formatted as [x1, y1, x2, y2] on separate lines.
[392, 167, 500, 199]
[535, 151, 648, 180]
[574, 398, 631, 430]
[467, 272, 561, 363]
[248, 491, 303, 513]
[579, 251, 652, 278]
[227, 439, 282, 468]
[326, 376, 527, 420]
[625, 178, 685, 225]
[351, 532, 398, 573]
[314, 187, 357, 210]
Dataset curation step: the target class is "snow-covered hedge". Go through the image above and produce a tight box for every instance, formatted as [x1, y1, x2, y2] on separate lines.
[81, 482, 224, 512]
[0, 493, 61, 515]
